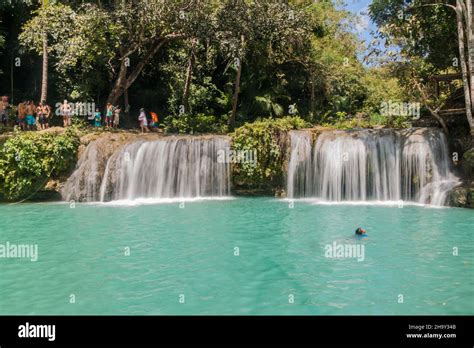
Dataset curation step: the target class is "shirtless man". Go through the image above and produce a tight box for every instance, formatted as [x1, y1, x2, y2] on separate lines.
[26, 101, 37, 130]
[36, 101, 49, 130]
[17, 101, 27, 130]
[43, 102, 51, 129]
[60, 100, 72, 127]
[0, 96, 9, 128]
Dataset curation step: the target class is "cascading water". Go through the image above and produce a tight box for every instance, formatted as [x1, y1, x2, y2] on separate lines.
[62, 137, 115, 202]
[63, 136, 231, 202]
[287, 128, 460, 206]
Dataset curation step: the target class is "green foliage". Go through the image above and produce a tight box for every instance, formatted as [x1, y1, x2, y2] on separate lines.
[14, 0, 372, 127]
[368, 0, 462, 129]
[322, 117, 372, 130]
[231, 116, 309, 190]
[360, 67, 405, 114]
[0, 129, 80, 200]
[322, 112, 412, 130]
[163, 113, 229, 134]
[369, 0, 457, 69]
[7, 0, 417, 131]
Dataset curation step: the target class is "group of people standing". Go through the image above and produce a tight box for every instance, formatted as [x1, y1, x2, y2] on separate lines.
[1, 95, 160, 132]
[1, 95, 52, 130]
[19, 100, 52, 130]
[138, 108, 159, 133]
[93, 103, 121, 128]
[2, 97, 52, 131]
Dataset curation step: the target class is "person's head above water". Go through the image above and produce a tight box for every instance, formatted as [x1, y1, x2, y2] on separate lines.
[355, 227, 367, 235]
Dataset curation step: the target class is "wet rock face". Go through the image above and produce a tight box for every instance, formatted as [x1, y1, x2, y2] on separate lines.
[455, 147, 474, 208]
[449, 186, 468, 207]
[468, 188, 474, 208]
[448, 184, 474, 208]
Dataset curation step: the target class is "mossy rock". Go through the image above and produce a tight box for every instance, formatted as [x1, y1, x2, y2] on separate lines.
[462, 148, 474, 178]
[449, 186, 468, 207]
[231, 116, 309, 194]
[467, 187, 474, 208]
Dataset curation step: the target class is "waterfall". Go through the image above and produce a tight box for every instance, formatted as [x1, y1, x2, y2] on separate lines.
[287, 130, 314, 198]
[63, 136, 231, 202]
[62, 138, 112, 202]
[287, 128, 460, 206]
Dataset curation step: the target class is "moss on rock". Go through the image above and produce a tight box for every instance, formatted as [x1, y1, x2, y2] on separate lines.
[230, 116, 309, 195]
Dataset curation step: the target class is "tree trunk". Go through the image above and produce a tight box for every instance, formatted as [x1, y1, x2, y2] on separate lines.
[107, 59, 128, 105]
[230, 35, 245, 130]
[414, 80, 450, 134]
[182, 40, 196, 112]
[429, 110, 450, 135]
[465, 0, 474, 119]
[230, 59, 242, 130]
[124, 87, 129, 112]
[10, 52, 14, 104]
[310, 70, 316, 121]
[40, 15, 48, 102]
[456, 0, 474, 134]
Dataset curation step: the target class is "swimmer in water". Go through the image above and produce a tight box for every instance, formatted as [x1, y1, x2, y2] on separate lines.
[355, 227, 367, 236]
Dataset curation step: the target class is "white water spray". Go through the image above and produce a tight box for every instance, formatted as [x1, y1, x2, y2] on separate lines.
[63, 136, 231, 202]
[287, 128, 459, 206]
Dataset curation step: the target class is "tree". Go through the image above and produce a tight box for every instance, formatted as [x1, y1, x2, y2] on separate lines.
[182, 38, 198, 112]
[454, 0, 473, 133]
[0, 34, 4, 75]
[19, 2, 78, 100]
[370, 0, 474, 134]
[15, 0, 374, 128]
[20, 0, 215, 105]
[214, 0, 250, 129]
[216, 0, 310, 128]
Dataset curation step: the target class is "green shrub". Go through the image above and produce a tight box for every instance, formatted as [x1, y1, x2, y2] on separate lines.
[163, 113, 229, 134]
[321, 112, 412, 130]
[0, 129, 80, 201]
[368, 112, 385, 125]
[385, 115, 413, 128]
[231, 116, 310, 191]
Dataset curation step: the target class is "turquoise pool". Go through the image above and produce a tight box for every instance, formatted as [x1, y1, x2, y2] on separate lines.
[0, 198, 473, 315]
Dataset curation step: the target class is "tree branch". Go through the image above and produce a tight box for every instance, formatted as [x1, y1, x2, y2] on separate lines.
[413, 79, 450, 134]
[405, 2, 457, 14]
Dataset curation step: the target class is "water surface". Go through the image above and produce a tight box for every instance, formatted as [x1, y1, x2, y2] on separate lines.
[0, 198, 472, 315]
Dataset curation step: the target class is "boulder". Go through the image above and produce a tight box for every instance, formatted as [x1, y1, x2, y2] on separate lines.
[467, 186, 474, 209]
[448, 186, 468, 207]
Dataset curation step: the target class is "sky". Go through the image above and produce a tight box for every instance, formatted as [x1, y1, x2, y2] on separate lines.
[344, 0, 377, 45]
[341, 0, 387, 65]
